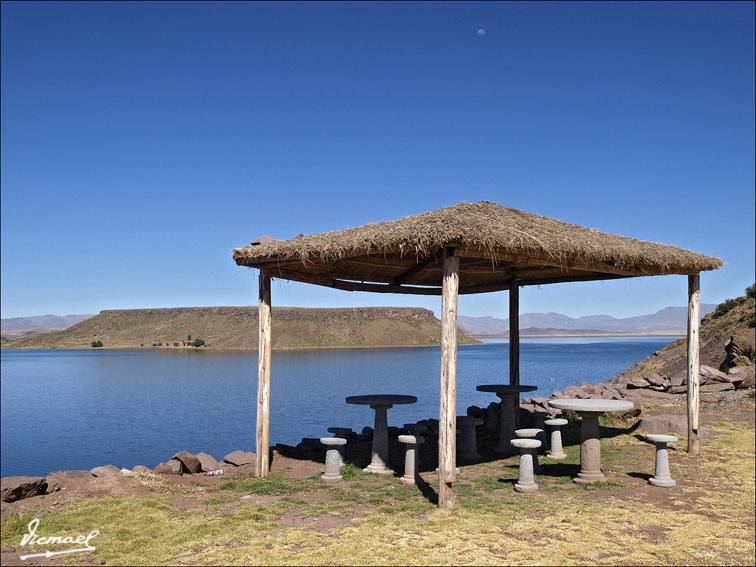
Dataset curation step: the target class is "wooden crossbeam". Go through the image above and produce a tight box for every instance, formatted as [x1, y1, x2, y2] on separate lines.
[393, 255, 440, 284]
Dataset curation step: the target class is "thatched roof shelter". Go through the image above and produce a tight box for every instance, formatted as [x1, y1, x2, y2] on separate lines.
[233, 200, 721, 509]
[233, 201, 722, 293]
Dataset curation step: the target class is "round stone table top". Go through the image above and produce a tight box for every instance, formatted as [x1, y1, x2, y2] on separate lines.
[320, 437, 347, 446]
[346, 394, 417, 406]
[476, 384, 538, 395]
[511, 438, 541, 449]
[548, 398, 634, 413]
[515, 428, 542, 438]
[647, 433, 678, 444]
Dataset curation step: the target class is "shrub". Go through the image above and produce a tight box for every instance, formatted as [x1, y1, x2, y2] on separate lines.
[192, 338, 205, 347]
[91, 340, 103, 348]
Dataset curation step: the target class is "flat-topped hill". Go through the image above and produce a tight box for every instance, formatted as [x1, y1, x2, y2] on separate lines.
[2, 306, 480, 350]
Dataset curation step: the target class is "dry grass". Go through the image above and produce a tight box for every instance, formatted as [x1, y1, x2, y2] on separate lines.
[2, 422, 753, 566]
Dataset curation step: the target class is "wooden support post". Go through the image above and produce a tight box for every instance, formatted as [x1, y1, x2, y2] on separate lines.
[509, 278, 520, 386]
[256, 270, 272, 477]
[509, 278, 521, 427]
[438, 247, 459, 509]
[687, 274, 700, 455]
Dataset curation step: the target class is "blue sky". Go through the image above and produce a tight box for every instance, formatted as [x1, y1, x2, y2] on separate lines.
[1, 1, 754, 320]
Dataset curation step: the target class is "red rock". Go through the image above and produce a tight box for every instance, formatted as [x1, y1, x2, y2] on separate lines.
[172, 451, 202, 474]
[700, 382, 735, 393]
[223, 451, 256, 467]
[1, 476, 47, 503]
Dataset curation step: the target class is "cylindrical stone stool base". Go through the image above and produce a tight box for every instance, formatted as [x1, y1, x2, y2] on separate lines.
[515, 428, 544, 474]
[399, 434, 425, 485]
[514, 481, 539, 493]
[321, 472, 344, 483]
[511, 438, 541, 494]
[321, 437, 347, 483]
[328, 428, 352, 466]
[649, 476, 676, 487]
[457, 416, 483, 462]
[544, 418, 568, 460]
[647, 434, 678, 488]
[574, 470, 606, 484]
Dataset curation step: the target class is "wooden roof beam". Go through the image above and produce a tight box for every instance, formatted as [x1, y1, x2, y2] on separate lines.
[393, 255, 440, 284]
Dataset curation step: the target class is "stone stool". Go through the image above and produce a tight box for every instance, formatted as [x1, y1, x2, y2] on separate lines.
[457, 416, 484, 461]
[544, 418, 568, 460]
[398, 434, 425, 485]
[511, 438, 541, 493]
[327, 427, 352, 466]
[320, 437, 346, 483]
[532, 411, 550, 450]
[515, 428, 544, 473]
[647, 434, 677, 487]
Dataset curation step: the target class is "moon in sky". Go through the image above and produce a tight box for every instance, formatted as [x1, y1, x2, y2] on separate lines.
[477, 28, 486, 36]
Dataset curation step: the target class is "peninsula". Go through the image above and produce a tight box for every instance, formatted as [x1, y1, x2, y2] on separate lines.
[1, 306, 480, 350]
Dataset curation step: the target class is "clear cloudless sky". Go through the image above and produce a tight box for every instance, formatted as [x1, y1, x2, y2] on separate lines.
[1, 1, 754, 320]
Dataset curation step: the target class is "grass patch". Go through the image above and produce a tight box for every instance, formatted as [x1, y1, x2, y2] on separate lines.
[339, 461, 366, 481]
[218, 476, 314, 495]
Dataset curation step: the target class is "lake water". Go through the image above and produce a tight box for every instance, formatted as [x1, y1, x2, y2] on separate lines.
[0, 337, 677, 477]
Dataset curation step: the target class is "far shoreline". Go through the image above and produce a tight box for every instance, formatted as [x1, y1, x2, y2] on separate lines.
[469, 332, 685, 338]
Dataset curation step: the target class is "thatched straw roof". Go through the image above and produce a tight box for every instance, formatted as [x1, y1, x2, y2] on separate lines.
[233, 201, 722, 295]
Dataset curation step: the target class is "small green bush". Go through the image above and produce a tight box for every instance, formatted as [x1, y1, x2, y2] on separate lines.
[192, 338, 205, 347]
[91, 340, 103, 348]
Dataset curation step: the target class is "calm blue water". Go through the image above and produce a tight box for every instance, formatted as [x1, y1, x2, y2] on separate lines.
[0, 337, 676, 477]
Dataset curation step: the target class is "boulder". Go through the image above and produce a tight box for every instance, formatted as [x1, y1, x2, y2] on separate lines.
[519, 402, 536, 414]
[48, 470, 93, 481]
[728, 365, 755, 389]
[700, 365, 731, 384]
[563, 386, 580, 397]
[1, 476, 48, 503]
[195, 452, 222, 472]
[132, 465, 151, 474]
[730, 355, 754, 367]
[485, 402, 500, 427]
[638, 414, 713, 439]
[90, 465, 120, 477]
[646, 373, 665, 387]
[670, 371, 686, 387]
[700, 382, 735, 393]
[154, 459, 183, 475]
[668, 385, 687, 395]
[466, 405, 484, 418]
[172, 451, 202, 474]
[361, 426, 374, 437]
[551, 391, 565, 399]
[45, 477, 61, 493]
[627, 377, 650, 389]
[600, 388, 624, 400]
[223, 451, 256, 467]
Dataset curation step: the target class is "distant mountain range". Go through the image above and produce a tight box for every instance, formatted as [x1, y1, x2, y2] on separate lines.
[457, 305, 717, 336]
[1, 314, 95, 335]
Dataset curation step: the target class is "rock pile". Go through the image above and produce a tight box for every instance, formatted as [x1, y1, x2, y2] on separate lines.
[613, 364, 748, 395]
[152, 450, 255, 475]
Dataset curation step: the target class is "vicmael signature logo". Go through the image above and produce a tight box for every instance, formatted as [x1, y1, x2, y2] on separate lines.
[19, 518, 99, 560]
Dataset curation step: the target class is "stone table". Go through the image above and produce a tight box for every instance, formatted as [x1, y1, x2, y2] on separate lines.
[346, 394, 417, 474]
[476, 384, 538, 454]
[548, 398, 634, 483]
